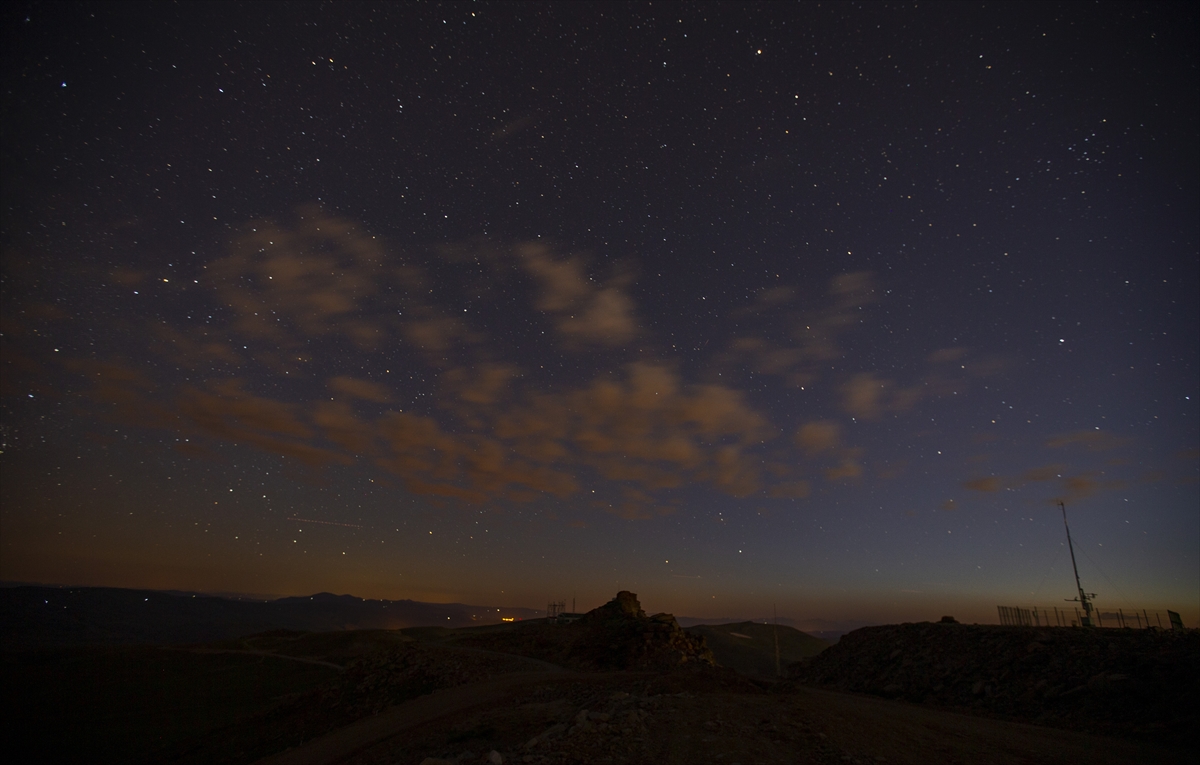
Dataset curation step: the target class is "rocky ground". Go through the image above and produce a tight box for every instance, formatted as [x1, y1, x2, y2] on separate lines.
[326, 667, 1193, 765]
[257, 595, 1198, 765]
[783, 621, 1200, 745]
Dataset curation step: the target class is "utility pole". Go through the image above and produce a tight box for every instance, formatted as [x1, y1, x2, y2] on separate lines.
[1059, 500, 1096, 627]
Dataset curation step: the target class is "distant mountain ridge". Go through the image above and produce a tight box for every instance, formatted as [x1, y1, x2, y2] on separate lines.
[0, 585, 541, 648]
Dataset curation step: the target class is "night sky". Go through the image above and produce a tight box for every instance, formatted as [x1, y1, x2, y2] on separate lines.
[3, 2, 1197, 630]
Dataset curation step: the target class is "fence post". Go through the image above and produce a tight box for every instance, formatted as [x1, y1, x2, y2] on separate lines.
[1143, 610, 1150, 630]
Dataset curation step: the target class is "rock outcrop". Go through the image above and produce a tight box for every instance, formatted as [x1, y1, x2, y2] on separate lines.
[783, 622, 1199, 743]
[570, 591, 715, 670]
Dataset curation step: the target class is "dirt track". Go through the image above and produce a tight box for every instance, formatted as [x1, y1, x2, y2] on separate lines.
[253, 669, 1193, 765]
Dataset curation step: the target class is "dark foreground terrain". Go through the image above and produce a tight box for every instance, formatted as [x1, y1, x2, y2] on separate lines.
[2, 591, 1195, 764]
[785, 621, 1200, 744]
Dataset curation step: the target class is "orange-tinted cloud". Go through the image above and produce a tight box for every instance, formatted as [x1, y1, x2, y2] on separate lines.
[824, 459, 863, 481]
[207, 207, 391, 348]
[928, 347, 967, 363]
[720, 271, 877, 386]
[1058, 473, 1125, 502]
[63, 358, 173, 428]
[963, 476, 1002, 492]
[109, 267, 147, 286]
[439, 364, 520, 426]
[47, 210, 1035, 516]
[1023, 464, 1065, 482]
[841, 373, 888, 420]
[1046, 430, 1129, 451]
[179, 380, 351, 468]
[329, 376, 392, 403]
[518, 243, 637, 347]
[795, 420, 841, 455]
[312, 401, 379, 456]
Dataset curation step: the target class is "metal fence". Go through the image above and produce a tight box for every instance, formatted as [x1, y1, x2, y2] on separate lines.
[997, 605, 1185, 629]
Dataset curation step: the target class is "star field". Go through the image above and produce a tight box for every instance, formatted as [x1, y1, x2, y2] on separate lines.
[1, 2, 1196, 628]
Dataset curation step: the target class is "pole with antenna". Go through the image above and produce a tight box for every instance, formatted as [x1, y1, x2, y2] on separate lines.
[1059, 500, 1096, 627]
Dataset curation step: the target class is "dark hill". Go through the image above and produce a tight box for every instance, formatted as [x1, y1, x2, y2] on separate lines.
[783, 621, 1200, 744]
[0, 585, 539, 648]
[431, 591, 716, 671]
[686, 621, 828, 678]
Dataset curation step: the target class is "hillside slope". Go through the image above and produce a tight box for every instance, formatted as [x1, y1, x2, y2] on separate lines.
[686, 621, 828, 677]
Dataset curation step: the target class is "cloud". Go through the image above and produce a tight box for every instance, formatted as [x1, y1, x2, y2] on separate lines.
[962, 462, 1129, 505]
[1046, 430, 1129, 451]
[402, 312, 476, 355]
[719, 271, 877, 386]
[371, 406, 580, 503]
[1055, 473, 1126, 502]
[824, 459, 863, 481]
[441, 364, 519, 408]
[63, 359, 172, 428]
[963, 476, 1002, 492]
[939, 499, 957, 511]
[518, 243, 638, 347]
[928, 347, 967, 363]
[179, 380, 351, 468]
[1023, 464, 1066, 482]
[312, 401, 379, 456]
[350, 359, 815, 504]
[109, 268, 148, 286]
[769, 480, 811, 498]
[328, 376, 392, 403]
[47, 211, 1025, 518]
[841, 373, 888, 420]
[794, 420, 841, 455]
[207, 207, 391, 348]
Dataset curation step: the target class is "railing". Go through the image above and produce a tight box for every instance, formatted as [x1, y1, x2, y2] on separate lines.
[997, 605, 1185, 629]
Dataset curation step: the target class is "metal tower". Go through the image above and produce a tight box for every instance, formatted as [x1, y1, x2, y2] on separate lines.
[1059, 500, 1097, 626]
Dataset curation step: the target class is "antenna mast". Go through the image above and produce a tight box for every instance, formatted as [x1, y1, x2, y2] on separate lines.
[1059, 500, 1096, 627]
